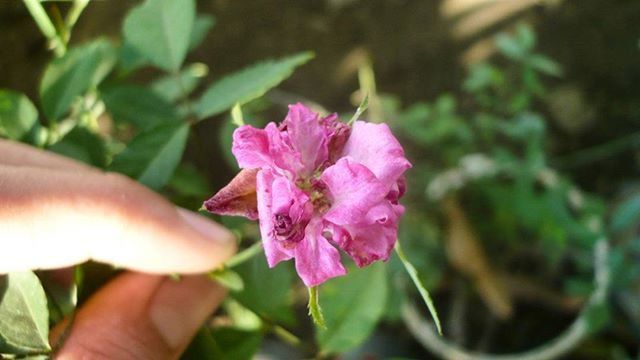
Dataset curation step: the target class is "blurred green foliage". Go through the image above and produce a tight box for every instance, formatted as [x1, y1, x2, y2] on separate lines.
[1, 1, 639, 358]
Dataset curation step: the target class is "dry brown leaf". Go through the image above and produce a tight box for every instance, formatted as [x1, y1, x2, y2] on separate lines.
[443, 196, 513, 319]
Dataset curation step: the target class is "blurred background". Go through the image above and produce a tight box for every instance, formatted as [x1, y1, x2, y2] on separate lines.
[1, 0, 640, 359]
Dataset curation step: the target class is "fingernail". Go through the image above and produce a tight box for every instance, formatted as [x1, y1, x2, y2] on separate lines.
[177, 208, 236, 246]
[149, 275, 226, 349]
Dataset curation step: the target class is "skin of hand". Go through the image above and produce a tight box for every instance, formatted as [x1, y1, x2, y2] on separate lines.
[0, 139, 237, 359]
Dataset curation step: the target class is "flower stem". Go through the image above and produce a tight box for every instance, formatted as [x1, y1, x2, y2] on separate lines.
[65, 0, 90, 31]
[22, 0, 66, 57]
[225, 241, 263, 268]
[395, 240, 443, 335]
[348, 93, 369, 125]
[308, 286, 326, 329]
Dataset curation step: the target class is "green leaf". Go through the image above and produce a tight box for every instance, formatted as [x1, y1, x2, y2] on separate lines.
[118, 42, 148, 73]
[394, 241, 442, 335]
[209, 269, 244, 292]
[211, 327, 262, 360]
[0, 272, 50, 355]
[122, 0, 195, 72]
[40, 39, 116, 121]
[528, 54, 563, 77]
[233, 253, 295, 325]
[516, 24, 536, 51]
[101, 85, 180, 130]
[189, 15, 216, 51]
[182, 327, 224, 359]
[196, 52, 314, 120]
[317, 262, 388, 355]
[47, 127, 107, 168]
[0, 90, 38, 141]
[495, 33, 525, 60]
[168, 163, 213, 198]
[151, 63, 209, 103]
[611, 193, 640, 232]
[109, 122, 189, 190]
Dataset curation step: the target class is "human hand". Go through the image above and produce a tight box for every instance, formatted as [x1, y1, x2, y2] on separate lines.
[0, 139, 236, 358]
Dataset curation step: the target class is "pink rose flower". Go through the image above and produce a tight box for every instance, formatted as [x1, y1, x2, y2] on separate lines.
[205, 103, 411, 287]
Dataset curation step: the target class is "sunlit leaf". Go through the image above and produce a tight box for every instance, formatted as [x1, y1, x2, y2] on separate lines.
[109, 122, 189, 190]
[317, 262, 387, 354]
[40, 39, 116, 120]
[196, 52, 314, 120]
[0, 272, 50, 355]
[0, 90, 38, 141]
[122, 0, 195, 72]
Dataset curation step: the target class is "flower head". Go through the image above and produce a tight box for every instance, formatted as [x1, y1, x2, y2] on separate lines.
[205, 103, 411, 287]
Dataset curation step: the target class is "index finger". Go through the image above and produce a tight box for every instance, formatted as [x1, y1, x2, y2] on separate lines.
[0, 149, 236, 274]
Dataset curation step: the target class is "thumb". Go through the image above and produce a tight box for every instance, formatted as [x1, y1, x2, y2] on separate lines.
[51, 273, 225, 359]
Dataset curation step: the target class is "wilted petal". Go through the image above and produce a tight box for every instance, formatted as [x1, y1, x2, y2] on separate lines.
[256, 168, 294, 266]
[294, 218, 346, 287]
[283, 103, 329, 176]
[341, 121, 412, 191]
[203, 169, 259, 220]
[321, 158, 387, 226]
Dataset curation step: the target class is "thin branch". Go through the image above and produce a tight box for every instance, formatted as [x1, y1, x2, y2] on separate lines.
[402, 238, 611, 360]
[22, 0, 66, 56]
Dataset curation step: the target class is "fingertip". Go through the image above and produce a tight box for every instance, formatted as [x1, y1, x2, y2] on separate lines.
[176, 209, 237, 268]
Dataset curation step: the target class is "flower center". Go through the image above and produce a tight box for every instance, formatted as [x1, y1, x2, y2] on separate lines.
[274, 214, 293, 236]
[272, 213, 305, 246]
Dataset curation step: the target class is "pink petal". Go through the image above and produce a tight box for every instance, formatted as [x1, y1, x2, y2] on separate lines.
[341, 121, 412, 191]
[256, 168, 294, 266]
[283, 103, 328, 176]
[321, 158, 387, 226]
[270, 176, 313, 224]
[232, 125, 271, 169]
[265, 122, 301, 177]
[203, 169, 259, 220]
[294, 218, 347, 287]
[336, 203, 403, 267]
[342, 221, 397, 267]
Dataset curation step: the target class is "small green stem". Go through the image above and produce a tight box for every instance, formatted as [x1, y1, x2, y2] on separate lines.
[225, 241, 263, 268]
[348, 93, 369, 125]
[22, 0, 66, 56]
[271, 324, 302, 347]
[65, 0, 90, 31]
[308, 286, 326, 329]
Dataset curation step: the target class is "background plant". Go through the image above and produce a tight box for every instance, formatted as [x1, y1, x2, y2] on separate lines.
[1, 0, 639, 359]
